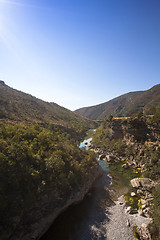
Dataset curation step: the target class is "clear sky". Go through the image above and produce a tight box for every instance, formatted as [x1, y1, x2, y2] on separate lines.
[0, 0, 160, 110]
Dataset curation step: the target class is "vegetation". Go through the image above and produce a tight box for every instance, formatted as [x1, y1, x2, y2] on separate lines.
[109, 163, 140, 189]
[93, 116, 160, 179]
[143, 149, 160, 180]
[75, 84, 160, 120]
[0, 122, 97, 227]
[149, 184, 160, 240]
[0, 82, 97, 133]
[133, 226, 141, 240]
[92, 120, 126, 155]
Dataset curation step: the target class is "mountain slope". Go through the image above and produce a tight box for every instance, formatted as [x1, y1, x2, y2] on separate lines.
[0, 81, 96, 130]
[75, 84, 160, 120]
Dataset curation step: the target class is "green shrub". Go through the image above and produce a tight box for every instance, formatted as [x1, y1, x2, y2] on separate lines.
[0, 123, 97, 226]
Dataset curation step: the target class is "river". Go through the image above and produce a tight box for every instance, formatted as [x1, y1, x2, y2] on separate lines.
[40, 138, 112, 240]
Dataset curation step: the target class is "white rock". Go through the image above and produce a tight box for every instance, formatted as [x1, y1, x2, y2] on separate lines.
[126, 206, 132, 213]
[131, 192, 136, 197]
[130, 178, 141, 188]
[126, 219, 130, 227]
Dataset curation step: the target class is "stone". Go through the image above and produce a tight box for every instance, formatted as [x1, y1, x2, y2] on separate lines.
[129, 209, 138, 214]
[137, 189, 144, 195]
[141, 199, 147, 205]
[139, 150, 144, 156]
[125, 206, 138, 214]
[130, 155, 134, 161]
[106, 155, 115, 162]
[130, 178, 156, 192]
[126, 206, 132, 213]
[137, 224, 151, 240]
[140, 178, 156, 191]
[99, 154, 106, 160]
[130, 178, 141, 188]
[126, 219, 130, 227]
[139, 210, 145, 217]
[122, 163, 128, 169]
[131, 192, 136, 197]
[142, 204, 147, 210]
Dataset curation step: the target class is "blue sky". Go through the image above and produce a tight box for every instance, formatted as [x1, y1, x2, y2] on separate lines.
[0, 0, 159, 110]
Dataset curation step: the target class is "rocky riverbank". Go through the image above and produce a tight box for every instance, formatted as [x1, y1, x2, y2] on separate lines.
[91, 145, 157, 239]
[90, 116, 160, 239]
[104, 195, 151, 240]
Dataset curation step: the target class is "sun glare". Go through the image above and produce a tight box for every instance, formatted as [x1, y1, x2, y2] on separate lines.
[0, 0, 23, 39]
[0, 0, 20, 5]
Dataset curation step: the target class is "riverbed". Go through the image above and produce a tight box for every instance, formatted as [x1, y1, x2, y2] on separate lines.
[40, 138, 113, 240]
[40, 173, 112, 240]
[40, 138, 137, 240]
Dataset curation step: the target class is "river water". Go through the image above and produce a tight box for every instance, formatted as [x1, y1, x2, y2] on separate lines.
[40, 139, 112, 240]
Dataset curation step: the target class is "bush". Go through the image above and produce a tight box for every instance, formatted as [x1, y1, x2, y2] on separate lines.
[0, 123, 97, 225]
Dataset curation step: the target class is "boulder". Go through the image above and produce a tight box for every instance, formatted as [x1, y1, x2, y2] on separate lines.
[137, 223, 151, 240]
[130, 178, 156, 192]
[130, 178, 141, 188]
[131, 192, 136, 197]
[140, 178, 156, 191]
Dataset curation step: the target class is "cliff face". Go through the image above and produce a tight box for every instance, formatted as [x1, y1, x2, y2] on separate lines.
[2, 164, 102, 240]
[104, 117, 160, 144]
[93, 116, 160, 173]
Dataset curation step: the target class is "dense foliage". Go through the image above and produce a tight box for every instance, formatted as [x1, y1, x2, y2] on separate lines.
[0, 122, 97, 226]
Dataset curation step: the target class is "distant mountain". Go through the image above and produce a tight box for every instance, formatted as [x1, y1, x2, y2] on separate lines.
[75, 84, 160, 120]
[0, 80, 96, 130]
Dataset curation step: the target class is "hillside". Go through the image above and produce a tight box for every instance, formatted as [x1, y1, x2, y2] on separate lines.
[0, 81, 100, 239]
[0, 80, 96, 132]
[75, 84, 160, 120]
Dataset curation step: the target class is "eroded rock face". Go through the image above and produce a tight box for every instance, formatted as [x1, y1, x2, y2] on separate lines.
[1, 164, 103, 240]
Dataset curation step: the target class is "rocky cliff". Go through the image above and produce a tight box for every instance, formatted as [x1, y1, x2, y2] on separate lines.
[1, 164, 102, 240]
[93, 116, 160, 171]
